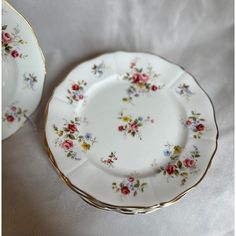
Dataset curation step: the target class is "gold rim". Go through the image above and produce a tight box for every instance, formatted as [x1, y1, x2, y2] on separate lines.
[43, 51, 219, 214]
[2, 0, 46, 141]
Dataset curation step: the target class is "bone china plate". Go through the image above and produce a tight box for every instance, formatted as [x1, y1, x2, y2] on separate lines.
[45, 52, 218, 214]
[2, 0, 45, 140]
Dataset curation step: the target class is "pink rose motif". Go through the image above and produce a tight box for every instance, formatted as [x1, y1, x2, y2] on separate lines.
[132, 73, 150, 84]
[140, 73, 149, 83]
[196, 123, 205, 131]
[130, 122, 138, 131]
[61, 140, 73, 150]
[185, 120, 192, 126]
[183, 158, 195, 168]
[67, 123, 77, 133]
[78, 94, 84, 100]
[2, 32, 12, 44]
[121, 186, 130, 195]
[6, 115, 14, 122]
[11, 50, 19, 58]
[130, 62, 136, 69]
[11, 106, 17, 111]
[128, 176, 135, 182]
[165, 164, 175, 175]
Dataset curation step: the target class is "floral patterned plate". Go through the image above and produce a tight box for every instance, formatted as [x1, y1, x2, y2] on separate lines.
[45, 52, 218, 214]
[2, 0, 45, 140]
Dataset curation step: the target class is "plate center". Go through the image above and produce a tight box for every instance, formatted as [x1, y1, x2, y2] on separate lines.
[2, 57, 18, 110]
[77, 75, 187, 177]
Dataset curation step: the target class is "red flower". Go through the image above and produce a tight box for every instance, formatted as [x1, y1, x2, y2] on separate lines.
[68, 123, 77, 133]
[6, 115, 14, 122]
[2, 32, 12, 44]
[72, 84, 80, 90]
[151, 85, 158, 91]
[132, 73, 150, 84]
[132, 73, 143, 83]
[107, 159, 113, 164]
[183, 158, 195, 168]
[79, 94, 84, 100]
[118, 126, 124, 131]
[128, 176, 135, 182]
[196, 123, 205, 131]
[165, 165, 175, 175]
[61, 140, 73, 150]
[186, 120, 192, 126]
[121, 186, 130, 195]
[11, 50, 19, 58]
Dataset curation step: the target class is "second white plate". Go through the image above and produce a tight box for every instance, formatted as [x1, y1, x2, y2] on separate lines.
[45, 52, 218, 214]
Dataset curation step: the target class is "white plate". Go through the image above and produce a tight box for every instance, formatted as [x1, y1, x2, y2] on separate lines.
[45, 52, 218, 214]
[2, 0, 45, 140]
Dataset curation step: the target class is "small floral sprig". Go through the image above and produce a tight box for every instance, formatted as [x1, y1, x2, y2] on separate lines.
[112, 176, 147, 197]
[91, 61, 105, 77]
[2, 25, 27, 59]
[117, 111, 154, 140]
[101, 152, 118, 168]
[3, 105, 27, 123]
[122, 60, 164, 103]
[152, 144, 200, 185]
[176, 83, 194, 100]
[66, 80, 87, 104]
[184, 111, 205, 139]
[53, 117, 97, 160]
[23, 73, 37, 90]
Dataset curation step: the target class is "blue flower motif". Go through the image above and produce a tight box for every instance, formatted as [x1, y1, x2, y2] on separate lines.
[138, 116, 143, 121]
[11, 111, 17, 117]
[193, 145, 198, 152]
[164, 150, 171, 157]
[176, 88, 183, 95]
[73, 90, 81, 96]
[85, 132, 92, 140]
[191, 121, 197, 128]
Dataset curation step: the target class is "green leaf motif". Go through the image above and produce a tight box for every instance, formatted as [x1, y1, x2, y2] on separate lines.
[174, 169, 179, 176]
[177, 160, 182, 168]
[134, 179, 140, 188]
[68, 134, 75, 140]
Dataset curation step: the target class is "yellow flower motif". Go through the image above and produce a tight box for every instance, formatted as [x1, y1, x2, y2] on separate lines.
[81, 142, 91, 152]
[137, 83, 145, 88]
[57, 130, 63, 136]
[173, 145, 182, 155]
[122, 116, 130, 122]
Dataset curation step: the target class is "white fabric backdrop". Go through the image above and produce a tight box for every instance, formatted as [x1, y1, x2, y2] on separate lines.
[3, 0, 234, 235]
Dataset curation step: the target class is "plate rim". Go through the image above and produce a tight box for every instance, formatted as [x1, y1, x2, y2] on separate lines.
[2, 0, 46, 140]
[44, 51, 219, 214]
